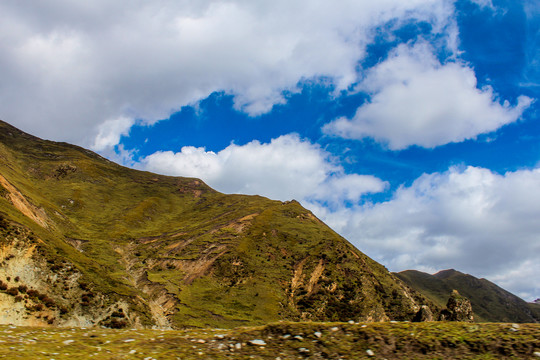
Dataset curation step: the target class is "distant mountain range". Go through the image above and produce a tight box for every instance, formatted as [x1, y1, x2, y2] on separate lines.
[395, 269, 539, 323]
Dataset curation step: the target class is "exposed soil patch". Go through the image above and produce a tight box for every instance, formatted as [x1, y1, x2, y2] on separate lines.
[0, 174, 49, 228]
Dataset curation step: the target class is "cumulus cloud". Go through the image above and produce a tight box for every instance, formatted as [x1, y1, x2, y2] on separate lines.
[92, 116, 135, 151]
[319, 166, 540, 300]
[323, 43, 533, 149]
[138, 134, 387, 205]
[0, 0, 456, 148]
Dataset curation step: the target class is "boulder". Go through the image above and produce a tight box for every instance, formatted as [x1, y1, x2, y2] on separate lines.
[439, 290, 474, 322]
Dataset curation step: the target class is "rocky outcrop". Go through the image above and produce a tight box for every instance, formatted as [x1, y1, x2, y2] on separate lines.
[439, 290, 474, 322]
[412, 305, 434, 322]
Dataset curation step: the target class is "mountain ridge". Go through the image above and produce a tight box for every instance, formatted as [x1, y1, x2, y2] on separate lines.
[395, 269, 539, 323]
[0, 119, 437, 328]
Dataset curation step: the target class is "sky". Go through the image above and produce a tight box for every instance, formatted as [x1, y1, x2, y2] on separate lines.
[0, 0, 539, 301]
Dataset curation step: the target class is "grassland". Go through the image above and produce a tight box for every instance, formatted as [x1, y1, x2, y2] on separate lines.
[0, 322, 538, 359]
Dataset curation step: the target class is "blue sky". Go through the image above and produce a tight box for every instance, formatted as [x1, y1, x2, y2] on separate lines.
[1, 0, 539, 300]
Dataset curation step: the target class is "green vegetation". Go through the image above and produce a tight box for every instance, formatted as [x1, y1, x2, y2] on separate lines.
[0, 322, 538, 359]
[0, 120, 436, 328]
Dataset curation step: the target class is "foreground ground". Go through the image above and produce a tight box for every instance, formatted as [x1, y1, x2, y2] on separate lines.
[0, 321, 538, 359]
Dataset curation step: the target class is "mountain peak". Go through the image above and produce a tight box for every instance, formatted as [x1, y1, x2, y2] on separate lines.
[433, 269, 463, 279]
[395, 269, 539, 323]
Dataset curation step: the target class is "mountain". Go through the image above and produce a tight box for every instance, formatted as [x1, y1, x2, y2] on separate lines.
[0, 119, 436, 328]
[395, 269, 539, 323]
[529, 301, 540, 321]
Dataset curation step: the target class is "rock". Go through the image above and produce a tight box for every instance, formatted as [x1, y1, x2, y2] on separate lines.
[62, 340, 74, 345]
[249, 339, 266, 346]
[330, 327, 339, 332]
[298, 347, 310, 353]
[314, 331, 322, 338]
[533, 351, 540, 357]
[366, 349, 375, 356]
[293, 335, 304, 341]
[439, 290, 474, 322]
[413, 305, 434, 322]
[348, 320, 355, 324]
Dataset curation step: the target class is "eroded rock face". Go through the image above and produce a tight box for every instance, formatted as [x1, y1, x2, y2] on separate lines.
[439, 290, 474, 322]
[0, 221, 141, 328]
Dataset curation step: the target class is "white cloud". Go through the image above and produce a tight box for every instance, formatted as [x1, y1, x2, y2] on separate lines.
[319, 166, 540, 301]
[469, 0, 495, 9]
[323, 43, 533, 149]
[0, 0, 456, 148]
[92, 116, 135, 151]
[138, 134, 387, 206]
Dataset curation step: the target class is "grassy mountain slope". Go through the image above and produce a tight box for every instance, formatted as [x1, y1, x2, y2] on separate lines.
[395, 269, 539, 323]
[528, 302, 540, 321]
[0, 120, 435, 328]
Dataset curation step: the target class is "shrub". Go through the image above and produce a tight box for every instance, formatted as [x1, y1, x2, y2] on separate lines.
[79, 282, 89, 291]
[6, 287, 18, 296]
[102, 318, 128, 329]
[43, 297, 56, 308]
[111, 309, 125, 318]
[0, 214, 8, 228]
[27, 303, 44, 312]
